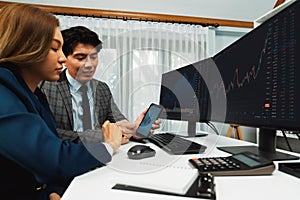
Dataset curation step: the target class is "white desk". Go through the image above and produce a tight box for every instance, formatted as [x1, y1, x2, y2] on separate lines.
[62, 134, 300, 200]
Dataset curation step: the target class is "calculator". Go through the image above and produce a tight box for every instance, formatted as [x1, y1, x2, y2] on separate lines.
[189, 151, 275, 176]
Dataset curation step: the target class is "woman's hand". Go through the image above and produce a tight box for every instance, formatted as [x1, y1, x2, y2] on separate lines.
[102, 120, 123, 152]
[49, 193, 61, 200]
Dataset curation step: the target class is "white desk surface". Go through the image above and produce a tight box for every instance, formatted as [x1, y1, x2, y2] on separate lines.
[62, 134, 300, 200]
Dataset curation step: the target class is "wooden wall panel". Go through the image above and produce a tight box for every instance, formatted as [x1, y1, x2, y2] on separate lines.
[0, 1, 254, 28]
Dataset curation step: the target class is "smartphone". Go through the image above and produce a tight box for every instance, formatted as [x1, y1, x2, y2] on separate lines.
[136, 103, 163, 138]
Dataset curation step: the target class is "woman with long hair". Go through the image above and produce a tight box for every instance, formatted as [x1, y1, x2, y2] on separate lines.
[0, 4, 123, 199]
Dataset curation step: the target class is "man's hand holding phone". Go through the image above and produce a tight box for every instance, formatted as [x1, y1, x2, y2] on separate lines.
[116, 103, 162, 142]
[135, 103, 163, 138]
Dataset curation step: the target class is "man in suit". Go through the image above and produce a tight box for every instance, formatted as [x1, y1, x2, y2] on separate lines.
[42, 26, 159, 143]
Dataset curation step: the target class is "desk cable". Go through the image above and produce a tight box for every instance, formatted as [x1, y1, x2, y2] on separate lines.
[205, 122, 220, 135]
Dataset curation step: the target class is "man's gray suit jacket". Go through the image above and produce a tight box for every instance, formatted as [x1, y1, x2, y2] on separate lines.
[41, 70, 126, 142]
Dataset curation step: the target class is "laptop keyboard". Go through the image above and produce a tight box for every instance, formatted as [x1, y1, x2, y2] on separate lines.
[148, 133, 207, 155]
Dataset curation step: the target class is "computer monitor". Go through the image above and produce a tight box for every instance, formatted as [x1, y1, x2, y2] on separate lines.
[159, 62, 210, 137]
[212, 0, 299, 161]
[159, 58, 227, 137]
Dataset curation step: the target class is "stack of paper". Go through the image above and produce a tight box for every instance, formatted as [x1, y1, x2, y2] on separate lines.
[111, 167, 199, 195]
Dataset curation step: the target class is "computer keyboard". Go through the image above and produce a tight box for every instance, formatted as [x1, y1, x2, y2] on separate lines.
[148, 133, 207, 155]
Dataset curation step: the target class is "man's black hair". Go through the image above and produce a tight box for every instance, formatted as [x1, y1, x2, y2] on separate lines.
[61, 26, 102, 56]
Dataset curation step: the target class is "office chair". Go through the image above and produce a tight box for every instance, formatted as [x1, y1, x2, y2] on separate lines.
[226, 125, 244, 140]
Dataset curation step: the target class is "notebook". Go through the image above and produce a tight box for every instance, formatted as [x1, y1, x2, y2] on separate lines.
[110, 166, 199, 195]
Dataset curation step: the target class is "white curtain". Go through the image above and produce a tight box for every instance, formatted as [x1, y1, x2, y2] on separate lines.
[57, 15, 215, 133]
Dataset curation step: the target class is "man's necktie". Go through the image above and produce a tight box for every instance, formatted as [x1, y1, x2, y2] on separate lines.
[80, 84, 92, 130]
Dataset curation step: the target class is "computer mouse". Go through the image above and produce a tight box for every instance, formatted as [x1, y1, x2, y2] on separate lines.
[127, 145, 156, 160]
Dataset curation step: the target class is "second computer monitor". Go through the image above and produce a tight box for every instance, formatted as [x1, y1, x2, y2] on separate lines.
[159, 58, 226, 136]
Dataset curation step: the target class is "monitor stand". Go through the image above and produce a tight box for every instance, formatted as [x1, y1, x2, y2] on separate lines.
[180, 121, 208, 138]
[217, 128, 299, 161]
